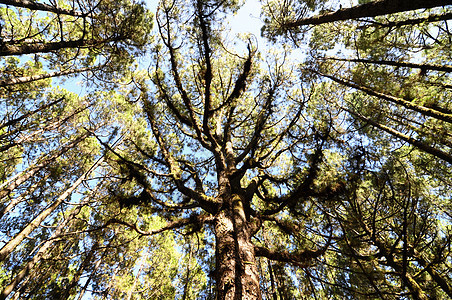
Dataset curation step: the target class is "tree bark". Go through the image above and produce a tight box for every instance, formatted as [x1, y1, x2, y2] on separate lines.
[283, 0, 451, 28]
[0, 192, 92, 300]
[342, 106, 452, 164]
[0, 39, 109, 57]
[0, 133, 88, 200]
[326, 57, 452, 73]
[0, 174, 50, 220]
[214, 194, 261, 300]
[0, 67, 94, 88]
[0, 0, 84, 16]
[0, 155, 103, 262]
[313, 69, 452, 124]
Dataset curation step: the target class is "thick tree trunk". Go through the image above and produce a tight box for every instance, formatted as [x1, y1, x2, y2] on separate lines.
[367, 11, 452, 28]
[283, 0, 451, 28]
[0, 0, 84, 16]
[214, 194, 261, 300]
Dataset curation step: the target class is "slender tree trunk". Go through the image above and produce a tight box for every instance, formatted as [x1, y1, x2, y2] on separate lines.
[413, 249, 452, 298]
[314, 69, 452, 124]
[362, 223, 429, 300]
[0, 0, 84, 16]
[283, 0, 451, 28]
[0, 97, 64, 130]
[125, 250, 148, 300]
[0, 155, 104, 262]
[0, 67, 94, 88]
[102, 265, 120, 300]
[60, 241, 99, 300]
[0, 106, 90, 154]
[325, 57, 452, 73]
[0, 174, 50, 220]
[0, 133, 88, 200]
[0, 39, 110, 57]
[182, 244, 192, 300]
[214, 194, 261, 300]
[267, 260, 278, 300]
[0, 192, 93, 299]
[342, 106, 452, 164]
[77, 237, 115, 300]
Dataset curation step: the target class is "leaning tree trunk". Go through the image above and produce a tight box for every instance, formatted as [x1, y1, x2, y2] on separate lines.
[0, 194, 89, 300]
[0, 39, 110, 57]
[0, 67, 95, 88]
[0, 133, 88, 200]
[342, 107, 452, 164]
[214, 194, 261, 300]
[283, 0, 451, 28]
[0, 0, 84, 16]
[0, 155, 104, 262]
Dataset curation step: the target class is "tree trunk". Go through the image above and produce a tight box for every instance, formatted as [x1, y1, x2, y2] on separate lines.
[0, 174, 50, 220]
[0, 106, 90, 154]
[283, 0, 451, 28]
[214, 194, 261, 300]
[125, 250, 148, 300]
[77, 237, 115, 300]
[0, 39, 109, 57]
[314, 69, 452, 124]
[0, 155, 104, 262]
[363, 224, 429, 300]
[366, 12, 452, 28]
[60, 241, 99, 300]
[0, 133, 88, 200]
[0, 0, 84, 16]
[0, 67, 94, 88]
[342, 106, 452, 164]
[0, 192, 92, 299]
[326, 57, 452, 73]
[413, 249, 452, 298]
[101, 265, 121, 300]
[0, 97, 64, 130]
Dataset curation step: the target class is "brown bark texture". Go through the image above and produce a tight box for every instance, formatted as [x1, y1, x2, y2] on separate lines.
[214, 198, 262, 300]
[283, 0, 451, 28]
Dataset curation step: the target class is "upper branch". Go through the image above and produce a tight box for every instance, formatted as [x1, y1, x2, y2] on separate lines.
[144, 101, 219, 213]
[281, 0, 450, 29]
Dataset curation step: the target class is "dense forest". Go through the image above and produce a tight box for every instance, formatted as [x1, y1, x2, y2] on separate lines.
[0, 0, 451, 299]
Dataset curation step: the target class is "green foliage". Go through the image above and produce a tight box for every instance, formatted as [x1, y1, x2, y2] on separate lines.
[0, 0, 451, 299]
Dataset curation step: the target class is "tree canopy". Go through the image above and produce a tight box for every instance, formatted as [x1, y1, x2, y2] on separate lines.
[0, 0, 451, 299]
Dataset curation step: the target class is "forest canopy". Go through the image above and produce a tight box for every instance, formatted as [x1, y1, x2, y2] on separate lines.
[0, 0, 451, 299]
